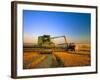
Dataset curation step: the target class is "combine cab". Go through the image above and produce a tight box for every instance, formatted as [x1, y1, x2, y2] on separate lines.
[38, 35, 55, 48]
[38, 35, 55, 53]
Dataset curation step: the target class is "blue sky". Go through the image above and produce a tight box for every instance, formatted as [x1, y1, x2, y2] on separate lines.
[23, 10, 91, 43]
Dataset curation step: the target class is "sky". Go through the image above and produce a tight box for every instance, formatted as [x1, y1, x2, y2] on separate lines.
[23, 10, 91, 43]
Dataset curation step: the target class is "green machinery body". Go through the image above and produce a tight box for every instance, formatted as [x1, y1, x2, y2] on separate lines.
[38, 35, 55, 48]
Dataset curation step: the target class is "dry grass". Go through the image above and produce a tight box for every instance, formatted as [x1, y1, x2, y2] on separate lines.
[53, 52, 90, 67]
[23, 51, 90, 69]
[23, 52, 46, 69]
[23, 52, 41, 61]
[75, 44, 90, 52]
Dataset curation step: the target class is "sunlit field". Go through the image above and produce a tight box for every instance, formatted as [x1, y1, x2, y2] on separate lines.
[23, 44, 91, 69]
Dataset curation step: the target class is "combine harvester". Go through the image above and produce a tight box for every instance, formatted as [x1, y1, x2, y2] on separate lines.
[24, 35, 76, 53]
